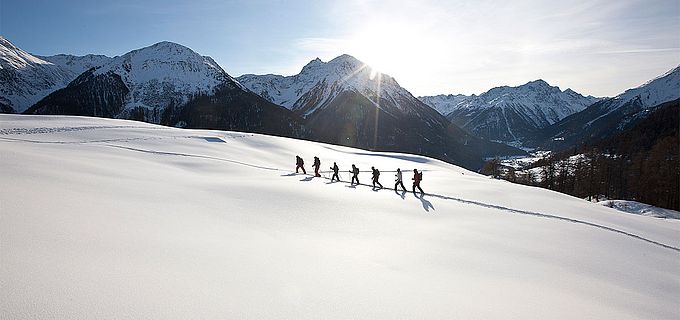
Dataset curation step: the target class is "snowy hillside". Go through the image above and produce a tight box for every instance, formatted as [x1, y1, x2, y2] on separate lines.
[0, 37, 73, 113]
[597, 200, 680, 220]
[419, 80, 599, 145]
[38, 53, 112, 76]
[1, 114, 678, 319]
[538, 65, 680, 148]
[611, 65, 680, 112]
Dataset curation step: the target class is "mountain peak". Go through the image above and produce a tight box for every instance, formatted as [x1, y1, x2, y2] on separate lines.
[301, 57, 324, 71]
[523, 79, 552, 88]
[328, 54, 364, 66]
[132, 41, 200, 58]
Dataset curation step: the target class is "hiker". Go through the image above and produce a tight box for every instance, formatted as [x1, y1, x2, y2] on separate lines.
[394, 168, 406, 192]
[371, 166, 383, 189]
[313, 156, 321, 177]
[412, 169, 424, 195]
[295, 155, 306, 174]
[330, 162, 340, 182]
[349, 164, 360, 185]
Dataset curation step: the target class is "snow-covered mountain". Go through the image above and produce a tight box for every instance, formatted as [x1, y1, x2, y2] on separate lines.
[38, 53, 112, 76]
[0, 36, 74, 113]
[239, 55, 524, 168]
[27, 41, 237, 119]
[537, 65, 680, 149]
[419, 80, 600, 145]
[26, 41, 304, 137]
[417, 93, 469, 115]
[238, 55, 422, 116]
[1, 114, 678, 319]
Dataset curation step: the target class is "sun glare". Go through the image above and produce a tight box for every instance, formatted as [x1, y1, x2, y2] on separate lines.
[345, 21, 440, 83]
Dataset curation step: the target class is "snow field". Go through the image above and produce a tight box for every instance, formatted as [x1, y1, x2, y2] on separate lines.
[1, 115, 679, 319]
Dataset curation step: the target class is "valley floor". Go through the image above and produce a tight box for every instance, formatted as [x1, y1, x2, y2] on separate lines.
[1, 115, 679, 319]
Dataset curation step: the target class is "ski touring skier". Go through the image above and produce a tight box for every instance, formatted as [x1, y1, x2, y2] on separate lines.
[313, 156, 321, 177]
[349, 164, 360, 185]
[371, 166, 383, 189]
[412, 169, 424, 195]
[394, 168, 406, 192]
[295, 156, 306, 174]
[330, 162, 340, 182]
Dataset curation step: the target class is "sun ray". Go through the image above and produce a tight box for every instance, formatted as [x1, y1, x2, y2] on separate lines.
[338, 63, 368, 86]
[373, 72, 381, 150]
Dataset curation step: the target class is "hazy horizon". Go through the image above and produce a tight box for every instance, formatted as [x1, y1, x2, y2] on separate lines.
[3, 0, 679, 97]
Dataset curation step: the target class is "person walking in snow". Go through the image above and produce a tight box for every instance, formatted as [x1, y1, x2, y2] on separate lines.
[412, 168, 424, 195]
[371, 166, 383, 189]
[313, 156, 321, 177]
[330, 162, 340, 182]
[295, 155, 306, 174]
[394, 168, 406, 192]
[349, 164, 360, 185]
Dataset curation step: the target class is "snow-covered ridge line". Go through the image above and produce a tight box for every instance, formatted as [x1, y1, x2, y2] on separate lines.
[418, 79, 600, 121]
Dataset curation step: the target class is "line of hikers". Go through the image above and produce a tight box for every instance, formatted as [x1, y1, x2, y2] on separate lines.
[295, 155, 424, 195]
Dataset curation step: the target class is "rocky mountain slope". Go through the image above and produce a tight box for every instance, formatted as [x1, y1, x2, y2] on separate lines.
[535, 65, 680, 149]
[25, 41, 305, 138]
[0, 37, 74, 113]
[419, 80, 599, 146]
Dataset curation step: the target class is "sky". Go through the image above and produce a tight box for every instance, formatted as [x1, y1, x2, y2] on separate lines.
[2, 0, 679, 97]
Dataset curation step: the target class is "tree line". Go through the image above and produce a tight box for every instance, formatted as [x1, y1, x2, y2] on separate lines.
[482, 100, 679, 211]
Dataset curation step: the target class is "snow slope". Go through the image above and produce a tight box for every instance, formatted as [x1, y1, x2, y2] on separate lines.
[38, 53, 112, 76]
[538, 65, 680, 148]
[597, 200, 680, 220]
[1, 115, 678, 319]
[609, 65, 680, 114]
[0, 37, 74, 113]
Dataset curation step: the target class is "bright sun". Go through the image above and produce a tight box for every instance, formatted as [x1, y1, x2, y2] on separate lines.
[344, 21, 441, 83]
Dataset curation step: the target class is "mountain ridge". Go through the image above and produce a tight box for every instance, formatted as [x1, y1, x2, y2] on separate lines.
[535, 65, 680, 149]
[0, 36, 74, 113]
[25, 40, 306, 138]
[238, 54, 524, 169]
[418, 79, 600, 146]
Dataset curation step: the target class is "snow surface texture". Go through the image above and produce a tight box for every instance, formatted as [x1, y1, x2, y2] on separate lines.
[419, 80, 600, 126]
[1, 115, 679, 319]
[237, 55, 420, 116]
[598, 200, 680, 220]
[0, 37, 74, 112]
